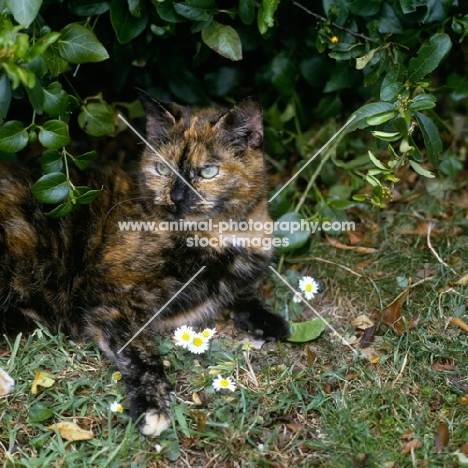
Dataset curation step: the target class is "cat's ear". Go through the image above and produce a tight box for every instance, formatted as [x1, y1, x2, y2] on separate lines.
[136, 88, 185, 137]
[215, 98, 263, 149]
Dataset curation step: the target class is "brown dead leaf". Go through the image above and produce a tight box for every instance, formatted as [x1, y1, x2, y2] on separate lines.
[400, 431, 414, 440]
[326, 236, 377, 254]
[359, 322, 380, 348]
[356, 259, 373, 269]
[460, 442, 468, 455]
[380, 288, 410, 334]
[46, 422, 94, 441]
[450, 317, 468, 334]
[351, 315, 375, 330]
[31, 370, 56, 394]
[360, 346, 381, 363]
[401, 438, 422, 454]
[449, 272, 468, 286]
[345, 230, 364, 246]
[407, 315, 421, 329]
[434, 422, 450, 454]
[459, 396, 468, 405]
[431, 363, 454, 371]
[190, 410, 207, 431]
[305, 346, 316, 367]
[285, 422, 302, 432]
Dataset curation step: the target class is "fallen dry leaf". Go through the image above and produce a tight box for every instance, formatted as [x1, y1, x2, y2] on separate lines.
[31, 370, 55, 394]
[345, 230, 364, 246]
[326, 236, 377, 254]
[351, 315, 375, 330]
[449, 272, 468, 286]
[450, 317, 468, 334]
[459, 396, 468, 405]
[360, 346, 381, 363]
[380, 288, 410, 334]
[359, 322, 380, 348]
[431, 363, 454, 371]
[434, 422, 450, 454]
[356, 259, 373, 269]
[401, 438, 423, 454]
[305, 346, 316, 367]
[46, 422, 94, 441]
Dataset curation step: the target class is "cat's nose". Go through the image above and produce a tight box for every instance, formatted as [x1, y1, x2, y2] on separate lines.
[170, 184, 185, 205]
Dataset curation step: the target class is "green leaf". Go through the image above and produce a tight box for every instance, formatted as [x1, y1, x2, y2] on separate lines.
[258, 0, 280, 34]
[380, 63, 406, 101]
[5, 0, 42, 27]
[40, 149, 63, 173]
[287, 318, 328, 343]
[28, 403, 54, 423]
[31, 172, 69, 204]
[273, 212, 310, 253]
[173, 1, 216, 21]
[43, 83, 70, 117]
[238, 0, 255, 25]
[24, 79, 44, 114]
[26, 32, 61, 60]
[110, 0, 148, 43]
[268, 56, 296, 96]
[355, 47, 379, 70]
[156, 0, 187, 23]
[0, 73, 12, 120]
[408, 33, 452, 83]
[58, 23, 109, 64]
[43, 45, 69, 78]
[365, 110, 397, 126]
[408, 94, 437, 111]
[0, 121, 29, 152]
[201, 21, 242, 61]
[69, 0, 110, 15]
[38, 120, 70, 149]
[414, 112, 442, 167]
[73, 186, 101, 204]
[78, 103, 115, 137]
[409, 160, 435, 178]
[367, 150, 387, 170]
[346, 102, 395, 132]
[71, 150, 98, 170]
[46, 202, 74, 218]
[371, 131, 401, 142]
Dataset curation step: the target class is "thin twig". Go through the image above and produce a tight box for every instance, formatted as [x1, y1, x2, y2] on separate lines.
[426, 223, 457, 275]
[293, 1, 376, 43]
[286, 256, 363, 277]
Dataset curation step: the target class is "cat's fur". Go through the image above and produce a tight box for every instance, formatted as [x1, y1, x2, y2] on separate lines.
[0, 91, 290, 436]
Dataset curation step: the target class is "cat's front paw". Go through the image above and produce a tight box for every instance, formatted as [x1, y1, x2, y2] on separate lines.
[139, 409, 172, 436]
[0, 368, 14, 396]
[235, 308, 290, 341]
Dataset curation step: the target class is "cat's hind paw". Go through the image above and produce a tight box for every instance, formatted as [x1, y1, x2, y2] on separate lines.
[138, 409, 171, 436]
[0, 368, 14, 396]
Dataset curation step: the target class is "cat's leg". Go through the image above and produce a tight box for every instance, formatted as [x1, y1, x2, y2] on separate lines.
[231, 295, 290, 341]
[85, 309, 172, 436]
[0, 368, 14, 396]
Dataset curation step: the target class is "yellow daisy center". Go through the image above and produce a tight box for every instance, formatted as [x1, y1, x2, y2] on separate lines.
[305, 283, 313, 292]
[182, 332, 191, 341]
[193, 337, 203, 347]
[202, 330, 210, 338]
[220, 379, 229, 387]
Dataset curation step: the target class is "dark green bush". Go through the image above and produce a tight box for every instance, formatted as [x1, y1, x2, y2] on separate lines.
[0, 0, 466, 226]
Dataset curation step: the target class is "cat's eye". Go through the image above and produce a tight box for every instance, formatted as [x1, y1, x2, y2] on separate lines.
[155, 162, 172, 176]
[200, 165, 219, 179]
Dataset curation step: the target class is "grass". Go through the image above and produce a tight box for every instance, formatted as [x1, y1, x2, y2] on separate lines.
[1, 193, 468, 468]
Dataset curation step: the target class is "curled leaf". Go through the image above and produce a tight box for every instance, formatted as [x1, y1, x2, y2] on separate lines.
[31, 370, 55, 394]
[46, 422, 94, 441]
[435, 422, 450, 454]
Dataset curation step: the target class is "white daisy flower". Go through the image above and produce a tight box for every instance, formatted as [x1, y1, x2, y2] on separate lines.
[187, 333, 210, 354]
[111, 371, 122, 383]
[173, 325, 195, 348]
[201, 327, 217, 340]
[212, 375, 236, 392]
[110, 401, 124, 413]
[292, 291, 303, 303]
[298, 276, 319, 300]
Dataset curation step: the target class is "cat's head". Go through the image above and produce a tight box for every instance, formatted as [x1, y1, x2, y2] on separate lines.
[137, 90, 267, 221]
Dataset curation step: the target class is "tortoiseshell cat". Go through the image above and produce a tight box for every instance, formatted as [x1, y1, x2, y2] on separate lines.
[0, 91, 290, 436]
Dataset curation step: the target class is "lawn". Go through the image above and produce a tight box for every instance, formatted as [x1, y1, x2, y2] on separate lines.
[1, 188, 468, 468]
